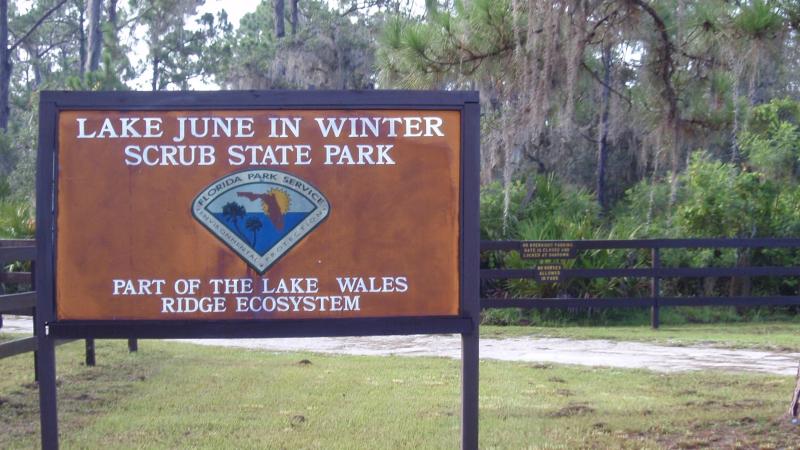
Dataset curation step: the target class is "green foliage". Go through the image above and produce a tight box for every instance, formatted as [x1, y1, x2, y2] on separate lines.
[0, 0, 796, 327]
[67, 54, 129, 91]
[480, 174, 599, 241]
[224, 1, 278, 80]
[220, 0, 375, 90]
[481, 102, 800, 323]
[610, 180, 674, 239]
[0, 198, 34, 238]
[734, 0, 784, 38]
[134, 0, 233, 90]
[0, 131, 18, 178]
[674, 152, 778, 238]
[2, 102, 37, 201]
[376, 0, 511, 88]
[740, 98, 800, 180]
[773, 184, 800, 236]
[480, 174, 651, 309]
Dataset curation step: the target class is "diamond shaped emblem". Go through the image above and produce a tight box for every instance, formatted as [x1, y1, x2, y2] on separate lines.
[192, 170, 330, 274]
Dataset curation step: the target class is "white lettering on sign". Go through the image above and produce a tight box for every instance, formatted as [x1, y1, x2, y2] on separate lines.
[227, 144, 312, 166]
[267, 117, 302, 138]
[123, 145, 216, 166]
[111, 276, 406, 316]
[161, 297, 227, 313]
[112, 279, 166, 295]
[234, 295, 360, 313]
[173, 117, 255, 143]
[261, 278, 319, 294]
[323, 144, 395, 165]
[74, 114, 448, 169]
[77, 117, 163, 138]
[208, 278, 253, 294]
[336, 276, 408, 293]
[314, 116, 444, 138]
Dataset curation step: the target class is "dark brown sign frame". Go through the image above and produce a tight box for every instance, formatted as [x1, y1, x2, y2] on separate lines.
[34, 90, 480, 449]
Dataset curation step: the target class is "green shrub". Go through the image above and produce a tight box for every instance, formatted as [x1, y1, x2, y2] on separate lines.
[480, 142, 800, 325]
[480, 174, 600, 241]
[0, 199, 34, 239]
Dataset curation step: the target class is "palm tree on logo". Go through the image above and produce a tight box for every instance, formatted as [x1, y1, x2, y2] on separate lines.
[245, 217, 263, 247]
[222, 201, 246, 240]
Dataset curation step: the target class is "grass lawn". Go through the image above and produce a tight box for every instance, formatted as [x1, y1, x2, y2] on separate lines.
[1, 334, 799, 449]
[482, 321, 800, 352]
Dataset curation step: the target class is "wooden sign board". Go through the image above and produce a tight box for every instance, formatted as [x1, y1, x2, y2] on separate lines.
[37, 91, 480, 339]
[36, 91, 480, 450]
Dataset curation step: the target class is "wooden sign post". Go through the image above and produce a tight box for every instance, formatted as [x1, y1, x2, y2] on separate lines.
[35, 91, 480, 449]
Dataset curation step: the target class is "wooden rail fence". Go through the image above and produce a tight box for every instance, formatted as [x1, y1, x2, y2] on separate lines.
[481, 238, 800, 328]
[5, 237, 800, 367]
[0, 240, 40, 365]
[0, 240, 137, 376]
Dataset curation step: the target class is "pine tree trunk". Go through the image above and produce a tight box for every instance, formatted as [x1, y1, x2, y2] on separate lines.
[79, 1, 86, 76]
[596, 42, 612, 212]
[275, 0, 285, 38]
[27, 43, 41, 88]
[84, 0, 102, 73]
[788, 363, 800, 421]
[151, 57, 159, 91]
[291, 0, 298, 35]
[0, 0, 10, 131]
[107, 0, 117, 28]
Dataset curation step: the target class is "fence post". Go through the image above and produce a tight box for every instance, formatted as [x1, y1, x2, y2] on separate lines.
[85, 339, 95, 366]
[128, 338, 138, 352]
[0, 262, 4, 331]
[651, 248, 660, 329]
[31, 261, 38, 381]
[33, 311, 39, 381]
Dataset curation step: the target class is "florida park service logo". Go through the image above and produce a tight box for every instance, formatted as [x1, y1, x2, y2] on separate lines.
[192, 170, 330, 273]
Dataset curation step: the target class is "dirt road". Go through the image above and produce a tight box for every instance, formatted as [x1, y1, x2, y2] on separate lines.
[3, 316, 798, 376]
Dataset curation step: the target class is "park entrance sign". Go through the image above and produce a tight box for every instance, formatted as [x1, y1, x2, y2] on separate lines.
[35, 91, 480, 449]
[56, 108, 461, 320]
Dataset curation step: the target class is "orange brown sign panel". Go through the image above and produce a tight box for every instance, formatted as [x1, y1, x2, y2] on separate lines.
[56, 109, 461, 320]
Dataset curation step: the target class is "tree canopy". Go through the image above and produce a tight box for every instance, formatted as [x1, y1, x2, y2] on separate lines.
[0, 0, 799, 244]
